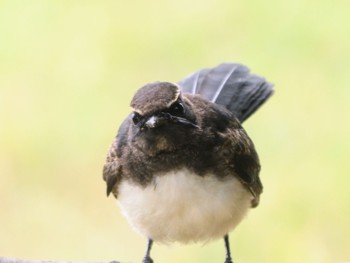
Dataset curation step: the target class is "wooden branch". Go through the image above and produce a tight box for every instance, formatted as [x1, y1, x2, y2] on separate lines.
[0, 258, 121, 263]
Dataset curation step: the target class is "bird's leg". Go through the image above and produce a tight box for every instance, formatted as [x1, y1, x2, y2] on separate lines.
[224, 235, 233, 263]
[142, 239, 154, 263]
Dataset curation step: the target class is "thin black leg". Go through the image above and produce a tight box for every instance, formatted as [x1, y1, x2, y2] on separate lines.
[224, 234, 233, 263]
[142, 239, 154, 263]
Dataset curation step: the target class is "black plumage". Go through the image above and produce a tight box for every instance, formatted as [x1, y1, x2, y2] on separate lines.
[178, 63, 274, 122]
[102, 63, 274, 263]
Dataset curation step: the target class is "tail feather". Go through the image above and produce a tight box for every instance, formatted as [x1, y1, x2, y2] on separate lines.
[178, 63, 274, 123]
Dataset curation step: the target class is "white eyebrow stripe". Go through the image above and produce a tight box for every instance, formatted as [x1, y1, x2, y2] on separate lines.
[131, 108, 144, 115]
[166, 85, 181, 108]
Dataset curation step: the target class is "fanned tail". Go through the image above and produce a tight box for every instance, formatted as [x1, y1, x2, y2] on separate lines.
[178, 63, 274, 123]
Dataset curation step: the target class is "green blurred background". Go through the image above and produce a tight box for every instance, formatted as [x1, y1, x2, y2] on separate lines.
[1, 0, 349, 262]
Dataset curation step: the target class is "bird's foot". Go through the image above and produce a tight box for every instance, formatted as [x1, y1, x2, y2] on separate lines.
[142, 256, 154, 263]
[224, 257, 233, 263]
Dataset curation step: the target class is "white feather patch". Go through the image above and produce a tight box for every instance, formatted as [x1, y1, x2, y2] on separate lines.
[117, 168, 252, 243]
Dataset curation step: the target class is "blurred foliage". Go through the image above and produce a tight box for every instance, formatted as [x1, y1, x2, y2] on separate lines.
[1, 0, 350, 263]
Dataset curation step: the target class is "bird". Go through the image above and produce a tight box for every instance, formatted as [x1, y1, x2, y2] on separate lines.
[102, 63, 274, 263]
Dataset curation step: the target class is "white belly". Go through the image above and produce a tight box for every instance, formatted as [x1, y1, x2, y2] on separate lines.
[117, 168, 252, 243]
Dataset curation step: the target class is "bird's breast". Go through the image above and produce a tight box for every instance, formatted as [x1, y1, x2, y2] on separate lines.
[117, 168, 252, 243]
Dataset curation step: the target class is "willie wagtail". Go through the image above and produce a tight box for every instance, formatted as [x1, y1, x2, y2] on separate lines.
[103, 63, 274, 263]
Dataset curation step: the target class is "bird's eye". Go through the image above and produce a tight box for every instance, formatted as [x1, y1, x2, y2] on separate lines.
[132, 112, 143, 125]
[168, 101, 184, 116]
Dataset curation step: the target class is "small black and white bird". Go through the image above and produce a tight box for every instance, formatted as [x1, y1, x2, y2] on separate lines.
[103, 63, 274, 263]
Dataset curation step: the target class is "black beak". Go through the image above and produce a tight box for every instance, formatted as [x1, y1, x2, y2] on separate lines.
[172, 116, 199, 129]
[142, 113, 199, 130]
[143, 116, 166, 129]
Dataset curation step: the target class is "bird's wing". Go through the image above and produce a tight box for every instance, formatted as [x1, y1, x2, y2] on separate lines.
[219, 124, 263, 208]
[178, 63, 274, 123]
[102, 116, 130, 197]
[103, 139, 122, 197]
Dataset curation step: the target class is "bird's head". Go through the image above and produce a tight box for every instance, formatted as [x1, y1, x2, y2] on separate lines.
[129, 82, 198, 153]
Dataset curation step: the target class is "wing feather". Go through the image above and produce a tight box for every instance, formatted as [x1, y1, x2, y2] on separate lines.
[102, 116, 130, 197]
